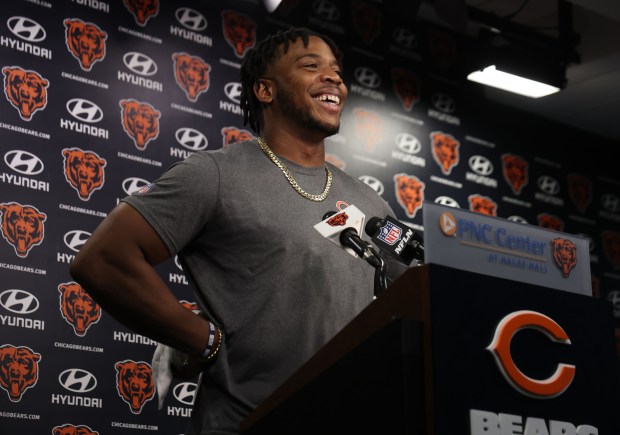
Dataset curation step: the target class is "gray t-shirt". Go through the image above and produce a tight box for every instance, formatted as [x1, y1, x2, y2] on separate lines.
[123, 139, 395, 434]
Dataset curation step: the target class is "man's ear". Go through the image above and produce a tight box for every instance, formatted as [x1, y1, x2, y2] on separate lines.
[254, 79, 273, 103]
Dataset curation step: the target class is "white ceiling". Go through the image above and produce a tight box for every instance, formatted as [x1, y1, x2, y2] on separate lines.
[426, 0, 620, 142]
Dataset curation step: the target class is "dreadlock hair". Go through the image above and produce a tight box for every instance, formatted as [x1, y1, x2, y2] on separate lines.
[240, 27, 343, 135]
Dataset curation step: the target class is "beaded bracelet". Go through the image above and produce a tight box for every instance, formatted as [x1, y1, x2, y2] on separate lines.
[200, 322, 216, 359]
[205, 327, 222, 362]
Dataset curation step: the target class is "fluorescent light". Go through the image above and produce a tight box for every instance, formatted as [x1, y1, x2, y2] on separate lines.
[467, 65, 560, 98]
[263, 0, 283, 13]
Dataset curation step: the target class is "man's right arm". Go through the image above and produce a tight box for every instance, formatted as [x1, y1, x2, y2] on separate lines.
[69, 202, 217, 358]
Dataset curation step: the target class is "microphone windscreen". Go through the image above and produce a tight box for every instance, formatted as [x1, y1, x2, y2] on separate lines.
[364, 216, 384, 237]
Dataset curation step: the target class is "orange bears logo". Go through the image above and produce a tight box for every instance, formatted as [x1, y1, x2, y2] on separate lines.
[2, 66, 49, 121]
[394, 173, 425, 218]
[0, 344, 41, 402]
[354, 108, 383, 152]
[327, 212, 348, 226]
[567, 173, 592, 214]
[62, 148, 107, 201]
[115, 360, 155, 414]
[53, 424, 99, 435]
[428, 28, 457, 72]
[602, 230, 620, 270]
[58, 282, 101, 337]
[179, 300, 198, 312]
[351, 0, 382, 46]
[63, 18, 107, 72]
[502, 153, 529, 195]
[325, 154, 345, 170]
[551, 238, 577, 278]
[537, 213, 564, 232]
[392, 67, 420, 112]
[172, 52, 211, 102]
[221, 10, 257, 58]
[431, 131, 460, 175]
[119, 99, 161, 150]
[468, 194, 497, 217]
[221, 126, 254, 147]
[124, 0, 159, 26]
[0, 202, 46, 258]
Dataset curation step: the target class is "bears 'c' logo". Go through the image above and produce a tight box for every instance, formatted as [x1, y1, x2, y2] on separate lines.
[351, 0, 381, 46]
[172, 52, 211, 102]
[327, 212, 348, 227]
[551, 238, 577, 278]
[0, 202, 46, 258]
[115, 360, 155, 414]
[2, 66, 49, 121]
[468, 194, 497, 217]
[431, 131, 460, 175]
[502, 153, 529, 195]
[53, 423, 99, 435]
[64, 18, 107, 72]
[354, 108, 383, 152]
[124, 0, 159, 26]
[221, 126, 254, 147]
[58, 282, 102, 337]
[537, 213, 564, 232]
[62, 148, 107, 201]
[394, 173, 425, 218]
[221, 10, 257, 58]
[392, 67, 420, 112]
[119, 99, 161, 150]
[0, 344, 41, 402]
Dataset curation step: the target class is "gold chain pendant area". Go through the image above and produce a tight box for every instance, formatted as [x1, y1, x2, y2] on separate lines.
[258, 137, 332, 202]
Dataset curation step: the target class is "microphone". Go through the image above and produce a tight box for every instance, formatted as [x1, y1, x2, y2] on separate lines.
[314, 205, 382, 268]
[365, 215, 424, 265]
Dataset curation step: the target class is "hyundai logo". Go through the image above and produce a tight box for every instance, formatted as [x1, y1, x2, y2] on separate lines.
[175, 7, 207, 31]
[601, 194, 620, 213]
[537, 175, 560, 195]
[122, 177, 151, 195]
[392, 27, 417, 50]
[468, 155, 494, 176]
[395, 133, 421, 154]
[59, 369, 97, 393]
[312, 0, 340, 21]
[123, 52, 158, 76]
[174, 255, 183, 271]
[175, 128, 208, 151]
[224, 82, 242, 104]
[431, 92, 456, 113]
[7, 16, 46, 42]
[4, 150, 44, 175]
[63, 230, 91, 253]
[507, 215, 528, 224]
[354, 67, 381, 89]
[0, 289, 39, 315]
[434, 196, 459, 208]
[173, 382, 197, 405]
[358, 175, 384, 195]
[66, 98, 103, 124]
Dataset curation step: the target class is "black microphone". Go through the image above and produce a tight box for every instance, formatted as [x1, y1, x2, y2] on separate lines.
[365, 215, 424, 265]
[322, 211, 383, 269]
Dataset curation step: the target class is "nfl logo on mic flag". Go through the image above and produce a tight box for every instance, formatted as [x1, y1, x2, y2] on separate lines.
[378, 221, 402, 245]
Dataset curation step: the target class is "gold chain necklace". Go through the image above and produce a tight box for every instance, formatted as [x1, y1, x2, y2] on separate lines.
[258, 137, 332, 202]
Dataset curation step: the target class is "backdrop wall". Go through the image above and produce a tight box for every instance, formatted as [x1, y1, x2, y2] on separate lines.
[0, 0, 618, 434]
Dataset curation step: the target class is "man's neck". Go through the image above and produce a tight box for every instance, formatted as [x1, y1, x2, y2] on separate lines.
[260, 130, 326, 168]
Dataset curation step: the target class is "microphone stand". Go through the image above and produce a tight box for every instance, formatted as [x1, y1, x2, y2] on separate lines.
[367, 246, 388, 296]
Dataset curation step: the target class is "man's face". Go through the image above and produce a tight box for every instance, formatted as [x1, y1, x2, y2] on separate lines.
[268, 36, 347, 136]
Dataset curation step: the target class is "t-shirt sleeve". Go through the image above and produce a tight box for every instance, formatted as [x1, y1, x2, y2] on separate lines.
[121, 152, 220, 255]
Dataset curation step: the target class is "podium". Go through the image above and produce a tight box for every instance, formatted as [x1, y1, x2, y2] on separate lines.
[240, 264, 619, 434]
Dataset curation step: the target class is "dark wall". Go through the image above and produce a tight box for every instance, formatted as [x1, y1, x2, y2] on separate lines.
[0, 0, 618, 433]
